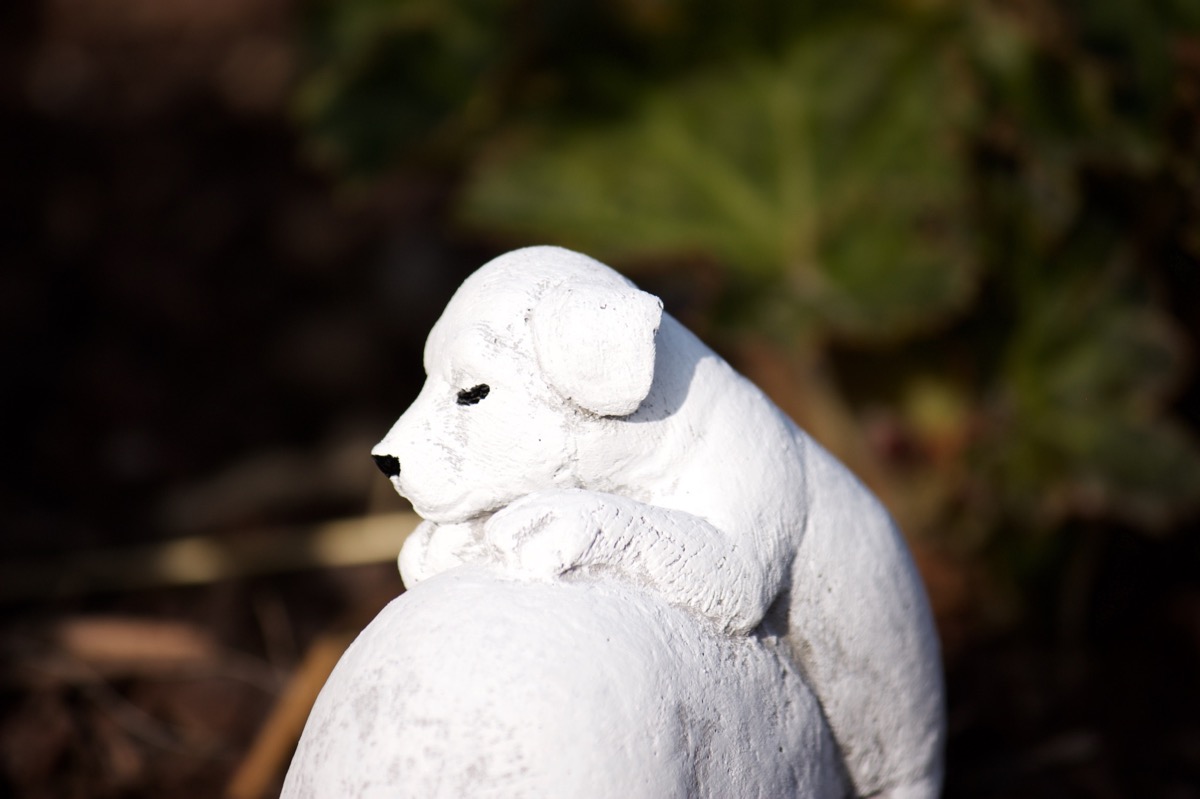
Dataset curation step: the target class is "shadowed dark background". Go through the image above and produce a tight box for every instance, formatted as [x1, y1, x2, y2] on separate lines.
[2, 1, 1199, 796]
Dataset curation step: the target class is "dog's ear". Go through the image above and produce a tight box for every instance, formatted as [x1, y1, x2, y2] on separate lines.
[531, 280, 663, 416]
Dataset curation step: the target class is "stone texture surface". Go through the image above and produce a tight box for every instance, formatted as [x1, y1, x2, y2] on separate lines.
[282, 566, 847, 798]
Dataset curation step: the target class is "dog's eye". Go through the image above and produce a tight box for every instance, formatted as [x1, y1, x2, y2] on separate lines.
[456, 384, 490, 406]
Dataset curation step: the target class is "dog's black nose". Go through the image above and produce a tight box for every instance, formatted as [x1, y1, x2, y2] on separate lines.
[373, 453, 400, 478]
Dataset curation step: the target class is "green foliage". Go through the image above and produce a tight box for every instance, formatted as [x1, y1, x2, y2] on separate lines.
[990, 252, 1195, 530]
[293, 0, 889, 173]
[295, 0, 509, 172]
[462, 22, 976, 339]
[292, 0, 1200, 607]
[960, 1, 1200, 543]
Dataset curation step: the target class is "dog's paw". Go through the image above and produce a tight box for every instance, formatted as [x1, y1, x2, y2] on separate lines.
[399, 519, 487, 586]
[484, 491, 599, 577]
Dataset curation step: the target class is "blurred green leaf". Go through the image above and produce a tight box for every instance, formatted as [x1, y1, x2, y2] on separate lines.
[295, 0, 508, 172]
[462, 21, 977, 340]
[991, 256, 1200, 529]
[291, 0, 876, 174]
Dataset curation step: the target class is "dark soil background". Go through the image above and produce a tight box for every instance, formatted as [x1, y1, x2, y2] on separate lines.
[1, 1, 1198, 797]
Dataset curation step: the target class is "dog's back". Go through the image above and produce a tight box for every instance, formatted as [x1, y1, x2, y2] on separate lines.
[634, 317, 946, 797]
[788, 434, 945, 797]
[589, 307, 945, 796]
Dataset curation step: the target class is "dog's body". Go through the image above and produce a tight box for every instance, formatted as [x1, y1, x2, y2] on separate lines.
[374, 246, 945, 798]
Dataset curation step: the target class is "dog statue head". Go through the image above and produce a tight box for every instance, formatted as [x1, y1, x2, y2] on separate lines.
[372, 246, 664, 523]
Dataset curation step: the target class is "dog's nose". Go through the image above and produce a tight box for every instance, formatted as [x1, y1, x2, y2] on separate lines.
[372, 454, 400, 478]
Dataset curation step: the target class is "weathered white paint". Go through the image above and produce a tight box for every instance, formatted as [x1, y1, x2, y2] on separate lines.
[282, 565, 848, 799]
[287, 246, 945, 797]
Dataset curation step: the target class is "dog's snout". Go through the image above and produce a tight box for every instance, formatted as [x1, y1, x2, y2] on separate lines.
[373, 453, 401, 478]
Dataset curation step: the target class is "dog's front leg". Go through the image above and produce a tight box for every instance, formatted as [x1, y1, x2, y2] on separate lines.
[484, 488, 774, 635]
[398, 519, 487, 588]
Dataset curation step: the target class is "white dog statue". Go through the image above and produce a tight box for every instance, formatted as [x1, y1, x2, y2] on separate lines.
[311, 245, 943, 797]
